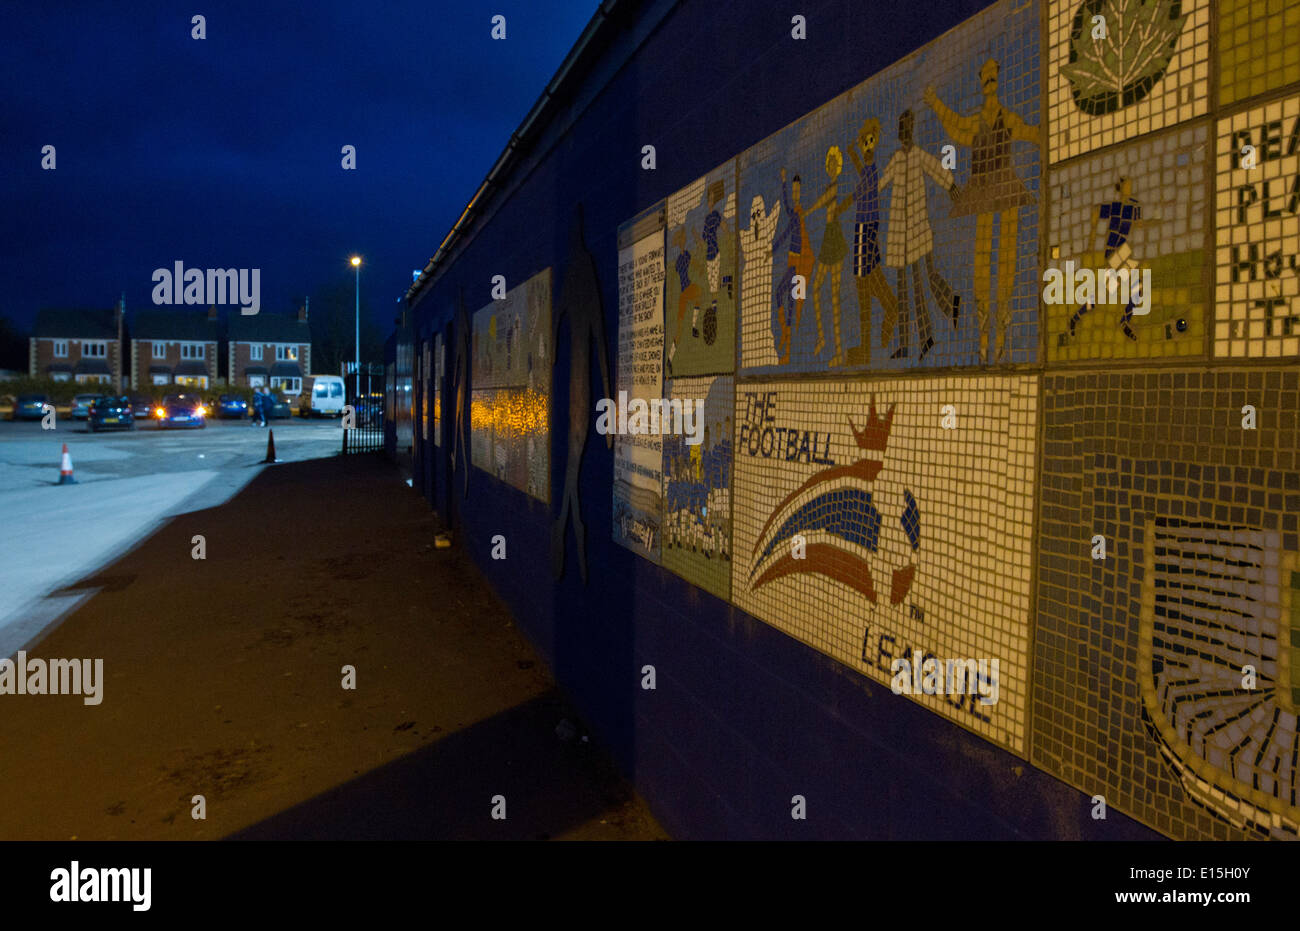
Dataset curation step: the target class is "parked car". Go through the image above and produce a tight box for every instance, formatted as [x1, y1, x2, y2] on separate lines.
[11, 394, 49, 421]
[351, 393, 383, 426]
[154, 393, 207, 429]
[88, 396, 135, 432]
[302, 375, 346, 417]
[267, 391, 292, 419]
[71, 393, 105, 420]
[130, 396, 155, 419]
[217, 394, 249, 419]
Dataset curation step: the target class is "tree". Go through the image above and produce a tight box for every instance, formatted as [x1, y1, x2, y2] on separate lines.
[305, 281, 385, 375]
[0, 315, 29, 372]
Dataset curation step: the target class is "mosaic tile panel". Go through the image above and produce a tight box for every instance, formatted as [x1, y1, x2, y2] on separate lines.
[422, 339, 430, 442]
[469, 268, 551, 501]
[1034, 368, 1300, 840]
[738, 0, 1040, 374]
[472, 269, 551, 391]
[730, 374, 1038, 753]
[661, 375, 733, 600]
[433, 332, 443, 447]
[665, 164, 737, 378]
[1046, 123, 1207, 360]
[1215, 93, 1300, 359]
[1219, 0, 1300, 108]
[1048, 0, 1210, 164]
[613, 214, 666, 562]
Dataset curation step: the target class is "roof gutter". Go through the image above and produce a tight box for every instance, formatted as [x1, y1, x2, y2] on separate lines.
[405, 0, 624, 305]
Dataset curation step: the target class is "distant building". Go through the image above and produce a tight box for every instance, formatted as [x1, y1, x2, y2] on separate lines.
[227, 306, 311, 393]
[30, 306, 123, 386]
[130, 306, 220, 390]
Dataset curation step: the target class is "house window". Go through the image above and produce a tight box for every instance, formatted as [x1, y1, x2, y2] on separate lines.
[54, 340, 69, 358]
[82, 341, 107, 358]
[180, 343, 204, 360]
[51, 371, 72, 382]
[175, 375, 208, 389]
[271, 376, 302, 394]
[250, 345, 263, 361]
[276, 345, 298, 361]
[248, 374, 266, 387]
[152, 374, 170, 386]
[152, 342, 166, 359]
[75, 373, 111, 385]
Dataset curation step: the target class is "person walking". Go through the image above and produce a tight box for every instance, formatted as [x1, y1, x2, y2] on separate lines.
[254, 386, 268, 427]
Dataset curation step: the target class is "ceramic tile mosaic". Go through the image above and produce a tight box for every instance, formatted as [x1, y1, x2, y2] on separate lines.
[1046, 123, 1207, 360]
[469, 385, 550, 500]
[1219, 0, 1300, 108]
[469, 268, 551, 501]
[665, 164, 737, 378]
[1048, 0, 1210, 164]
[471, 269, 551, 391]
[738, 0, 1041, 374]
[1033, 369, 1300, 840]
[661, 375, 733, 600]
[1215, 92, 1300, 359]
[730, 374, 1038, 753]
[613, 212, 667, 562]
[421, 339, 430, 442]
[432, 332, 443, 447]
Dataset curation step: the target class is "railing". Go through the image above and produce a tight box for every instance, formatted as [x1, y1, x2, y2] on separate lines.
[341, 367, 385, 454]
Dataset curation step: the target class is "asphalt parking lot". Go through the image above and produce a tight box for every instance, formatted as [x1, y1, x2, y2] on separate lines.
[0, 416, 344, 654]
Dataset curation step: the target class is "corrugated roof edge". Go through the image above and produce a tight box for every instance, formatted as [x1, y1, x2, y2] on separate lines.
[405, 0, 636, 306]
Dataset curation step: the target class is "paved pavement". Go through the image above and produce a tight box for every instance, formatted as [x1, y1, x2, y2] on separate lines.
[0, 418, 340, 653]
[0, 448, 666, 840]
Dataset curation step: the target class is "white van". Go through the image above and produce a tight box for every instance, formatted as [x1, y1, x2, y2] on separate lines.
[304, 375, 346, 417]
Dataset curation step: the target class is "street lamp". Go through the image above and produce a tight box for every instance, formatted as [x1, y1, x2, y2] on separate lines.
[350, 256, 361, 379]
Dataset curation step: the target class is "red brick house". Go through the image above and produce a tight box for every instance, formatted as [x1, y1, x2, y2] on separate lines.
[130, 306, 221, 390]
[227, 307, 312, 393]
[30, 306, 124, 387]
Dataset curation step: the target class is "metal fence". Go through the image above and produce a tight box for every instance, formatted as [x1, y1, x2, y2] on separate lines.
[341, 366, 385, 454]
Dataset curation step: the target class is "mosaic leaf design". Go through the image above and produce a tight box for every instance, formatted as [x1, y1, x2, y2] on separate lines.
[1062, 0, 1188, 115]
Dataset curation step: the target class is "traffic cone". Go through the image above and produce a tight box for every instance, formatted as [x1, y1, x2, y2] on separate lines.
[263, 429, 279, 464]
[58, 443, 77, 484]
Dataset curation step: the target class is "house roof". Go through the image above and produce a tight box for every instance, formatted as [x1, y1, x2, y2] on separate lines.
[270, 362, 303, 377]
[175, 361, 209, 376]
[75, 359, 112, 375]
[132, 310, 220, 342]
[33, 308, 117, 340]
[227, 313, 309, 343]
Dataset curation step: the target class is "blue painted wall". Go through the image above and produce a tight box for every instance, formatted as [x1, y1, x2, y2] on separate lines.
[404, 0, 1157, 839]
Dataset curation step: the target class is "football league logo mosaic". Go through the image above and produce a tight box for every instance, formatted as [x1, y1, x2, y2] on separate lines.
[732, 375, 1038, 752]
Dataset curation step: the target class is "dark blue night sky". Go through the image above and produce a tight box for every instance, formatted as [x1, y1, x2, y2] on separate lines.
[1, 1, 597, 332]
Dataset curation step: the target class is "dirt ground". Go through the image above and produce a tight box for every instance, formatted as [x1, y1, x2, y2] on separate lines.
[0, 453, 668, 841]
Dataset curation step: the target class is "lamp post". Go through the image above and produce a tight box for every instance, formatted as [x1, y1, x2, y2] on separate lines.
[350, 256, 361, 379]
